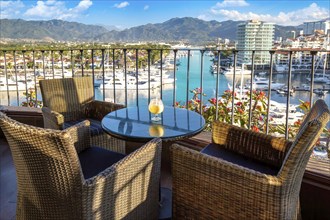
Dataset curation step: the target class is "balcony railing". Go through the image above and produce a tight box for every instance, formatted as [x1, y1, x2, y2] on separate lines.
[0, 48, 329, 139]
[0, 47, 330, 220]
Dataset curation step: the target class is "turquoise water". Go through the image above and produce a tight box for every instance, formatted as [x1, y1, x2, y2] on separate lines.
[2, 51, 329, 108]
[95, 51, 329, 108]
[94, 52, 228, 107]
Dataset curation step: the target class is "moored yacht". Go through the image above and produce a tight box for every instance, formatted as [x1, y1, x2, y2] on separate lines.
[0, 76, 33, 91]
[245, 77, 285, 90]
[223, 66, 251, 75]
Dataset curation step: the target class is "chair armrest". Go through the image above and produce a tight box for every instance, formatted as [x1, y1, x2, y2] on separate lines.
[64, 120, 91, 153]
[212, 121, 292, 167]
[82, 138, 162, 219]
[170, 144, 284, 219]
[84, 100, 125, 120]
[42, 107, 65, 130]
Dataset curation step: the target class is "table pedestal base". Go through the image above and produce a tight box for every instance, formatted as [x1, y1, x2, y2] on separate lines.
[126, 141, 173, 219]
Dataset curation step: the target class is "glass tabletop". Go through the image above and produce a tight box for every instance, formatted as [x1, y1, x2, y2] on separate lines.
[102, 106, 206, 142]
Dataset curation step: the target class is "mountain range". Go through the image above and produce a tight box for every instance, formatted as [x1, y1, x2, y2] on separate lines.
[0, 17, 302, 44]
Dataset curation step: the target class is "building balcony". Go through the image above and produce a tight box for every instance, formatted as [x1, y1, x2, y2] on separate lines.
[0, 47, 330, 219]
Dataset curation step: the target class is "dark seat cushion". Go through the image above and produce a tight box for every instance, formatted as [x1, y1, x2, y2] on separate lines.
[201, 143, 279, 176]
[64, 118, 103, 136]
[78, 146, 126, 179]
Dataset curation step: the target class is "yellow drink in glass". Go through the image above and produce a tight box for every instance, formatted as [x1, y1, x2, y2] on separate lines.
[148, 98, 164, 122]
[149, 104, 164, 114]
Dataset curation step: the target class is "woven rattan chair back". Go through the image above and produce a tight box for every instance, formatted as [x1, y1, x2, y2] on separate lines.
[0, 112, 84, 219]
[0, 112, 162, 219]
[170, 99, 329, 220]
[40, 77, 93, 121]
[279, 99, 330, 182]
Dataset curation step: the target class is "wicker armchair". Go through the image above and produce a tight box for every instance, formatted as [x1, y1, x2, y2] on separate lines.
[170, 99, 330, 220]
[39, 76, 125, 153]
[0, 112, 162, 220]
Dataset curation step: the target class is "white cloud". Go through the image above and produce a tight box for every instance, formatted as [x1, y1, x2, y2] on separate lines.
[114, 2, 129, 9]
[214, 0, 249, 8]
[0, 0, 25, 19]
[144, 5, 149, 10]
[199, 3, 329, 25]
[23, 0, 92, 20]
[76, 0, 93, 11]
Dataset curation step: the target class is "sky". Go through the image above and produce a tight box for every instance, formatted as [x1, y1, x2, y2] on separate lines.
[0, 0, 329, 29]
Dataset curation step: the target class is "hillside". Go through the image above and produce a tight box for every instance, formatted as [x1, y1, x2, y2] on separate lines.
[0, 17, 302, 44]
[0, 19, 109, 41]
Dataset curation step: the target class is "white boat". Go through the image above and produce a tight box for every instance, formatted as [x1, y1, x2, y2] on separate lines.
[0, 76, 33, 91]
[53, 70, 73, 79]
[313, 88, 327, 96]
[223, 65, 251, 75]
[268, 101, 304, 125]
[294, 84, 310, 91]
[306, 76, 330, 83]
[275, 64, 288, 72]
[131, 70, 175, 85]
[270, 110, 305, 126]
[276, 86, 295, 96]
[306, 54, 330, 83]
[36, 70, 73, 79]
[245, 77, 285, 90]
[99, 75, 159, 90]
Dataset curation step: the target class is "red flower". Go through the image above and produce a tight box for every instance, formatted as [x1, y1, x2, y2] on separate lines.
[294, 119, 302, 126]
[210, 98, 217, 105]
[237, 108, 244, 114]
[251, 125, 259, 132]
[236, 101, 242, 106]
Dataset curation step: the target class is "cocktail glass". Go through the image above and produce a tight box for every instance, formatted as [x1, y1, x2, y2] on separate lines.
[148, 98, 164, 122]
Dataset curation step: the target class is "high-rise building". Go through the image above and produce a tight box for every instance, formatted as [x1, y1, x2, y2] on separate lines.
[236, 20, 274, 65]
[303, 20, 330, 35]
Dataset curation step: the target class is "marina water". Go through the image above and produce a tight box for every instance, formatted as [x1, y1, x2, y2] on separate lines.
[1, 51, 329, 110]
[95, 51, 329, 109]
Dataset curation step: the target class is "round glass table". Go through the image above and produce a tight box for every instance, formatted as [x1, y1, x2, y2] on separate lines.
[102, 106, 206, 142]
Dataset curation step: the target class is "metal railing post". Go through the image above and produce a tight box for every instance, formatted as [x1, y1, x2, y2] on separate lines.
[135, 49, 139, 106]
[112, 49, 116, 103]
[309, 50, 318, 106]
[3, 51, 10, 106]
[248, 50, 255, 129]
[101, 49, 105, 101]
[91, 49, 95, 97]
[285, 51, 293, 139]
[231, 50, 238, 125]
[186, 49, 191, 109]
[80, 50, 84, 76]
[22, 51, 28, 105]
[147, 49, 151, 103]
[215, 50, 220, 120]
[200, 50, 205, 114]
[123, 49, 128, 106]
[13, 51, 19, 105]
[60, 50, 64, 78]
[51, 50, 54, 78]
[266, 51, 275, 134]
[173, 49, 178, 106]
[71, 50, 74, 77]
